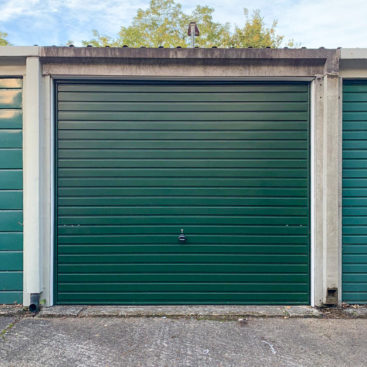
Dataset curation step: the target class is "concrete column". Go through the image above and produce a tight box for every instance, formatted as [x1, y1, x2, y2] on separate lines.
[41, 75, 53, 306]
[312, 76, 325, 306]
[323, 74, 342, 304]
[23, 56, 42, 305]
[313, 73, 342, 306]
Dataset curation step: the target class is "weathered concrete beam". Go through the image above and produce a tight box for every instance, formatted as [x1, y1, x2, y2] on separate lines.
[39, 46, 335, 60]
[39, 47, 339, 75]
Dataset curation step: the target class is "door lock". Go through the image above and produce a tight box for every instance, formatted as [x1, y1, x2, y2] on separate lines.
[178, 228, 187, 243]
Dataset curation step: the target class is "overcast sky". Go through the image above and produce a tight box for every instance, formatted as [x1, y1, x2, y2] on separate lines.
[1, 0, 366, 48]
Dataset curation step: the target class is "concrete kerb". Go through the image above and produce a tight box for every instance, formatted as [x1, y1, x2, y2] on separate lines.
[340, 306, 367, 318]
[36, 305, 323, 319]
[0, 305, 26, 317]
[3, 305, 367, 319]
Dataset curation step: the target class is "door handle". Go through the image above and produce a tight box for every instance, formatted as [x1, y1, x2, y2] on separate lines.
[178, 228, 187, 243]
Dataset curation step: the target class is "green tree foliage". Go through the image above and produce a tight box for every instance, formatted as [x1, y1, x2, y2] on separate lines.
[83, 0, 189, 48]
[0, 31, 10, 46]
[230, 9, 283, 48]
[190, 6, 231, 48]
[117, 0, 189, 48]
[82, 0, 293, 48]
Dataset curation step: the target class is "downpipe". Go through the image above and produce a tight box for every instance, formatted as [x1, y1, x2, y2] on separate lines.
[29, 293, 40, 313]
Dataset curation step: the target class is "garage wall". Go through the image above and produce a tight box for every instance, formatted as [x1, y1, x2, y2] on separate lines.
[0, 78, 23, 304]
[0, 48, 347, 307]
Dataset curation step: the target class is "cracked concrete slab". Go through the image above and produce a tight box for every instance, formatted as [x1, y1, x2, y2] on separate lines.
[0, 317, 15, 336]
[0, 317, 366, 367]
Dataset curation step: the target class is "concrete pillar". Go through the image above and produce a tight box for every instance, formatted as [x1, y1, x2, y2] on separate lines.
[312, 76, 324, 306]
[323, 74, 342, 304]
[23, 56, 42, 305]
[41, 75, 53, 306]
[313, 73, 342, 306]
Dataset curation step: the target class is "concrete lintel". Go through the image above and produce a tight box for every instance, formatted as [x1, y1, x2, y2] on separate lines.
[39, 46, 336, 60]
[39, 47, 339, 76]
[0, 64, 26, 76]
[340, 60, 367, 78]
[42, 62, 328, 78]
[339, 49, 367, 77]
[340, 48, 367, 59]
[0, 46, 39, 57]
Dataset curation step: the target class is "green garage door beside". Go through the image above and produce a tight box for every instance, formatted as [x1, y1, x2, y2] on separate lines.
[55, 81, 310, 305]
[0, 78, 23, 304]
[343, 80, 367, 303]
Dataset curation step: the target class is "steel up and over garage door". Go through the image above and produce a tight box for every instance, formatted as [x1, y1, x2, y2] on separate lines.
[55, 81, 310, 305]
[343, 80, 367, 303]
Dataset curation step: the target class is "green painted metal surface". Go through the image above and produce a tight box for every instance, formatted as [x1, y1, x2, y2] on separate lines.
[0, 78, 23, 304]
[343, 80, 367, 303]
[55, 81, 310, 305]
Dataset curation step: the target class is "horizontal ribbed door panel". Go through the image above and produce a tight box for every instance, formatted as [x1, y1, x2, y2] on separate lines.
[343, 80, 367, 303]
[55, 81, 310, 305]
[0, 78, 23, 304]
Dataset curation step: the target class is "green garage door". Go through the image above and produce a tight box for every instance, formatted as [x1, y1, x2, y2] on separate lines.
[55, 81, 310, 305]
[0, 78, 23, 304]
[343, 80, 367, 303]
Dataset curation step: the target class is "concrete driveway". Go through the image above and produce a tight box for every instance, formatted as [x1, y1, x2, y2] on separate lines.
[0, 316, 367, 367]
